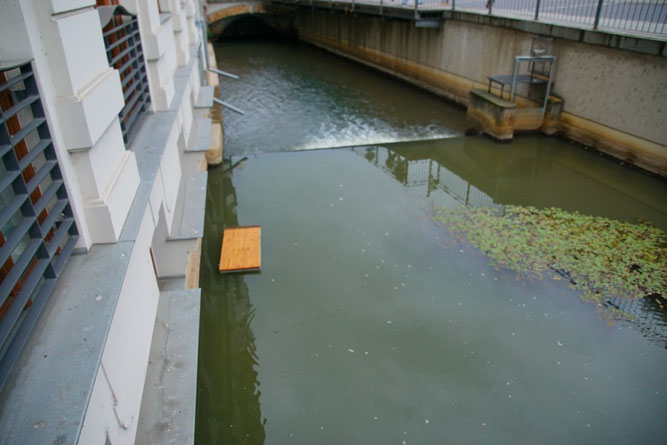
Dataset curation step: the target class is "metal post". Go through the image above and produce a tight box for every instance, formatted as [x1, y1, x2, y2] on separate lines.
[509, 56, 520, 101]
[380, 0, 383, 16]
[593, 0, 604, 29]
[534, 0, 541, 20]
[541, 57, 556, 119]
[198, 20, 239, 79]
[197, 19, 211, 71]
[414, 0, 418, 19]
[488, 0, 493, 15]
[452, 0, 455, 12]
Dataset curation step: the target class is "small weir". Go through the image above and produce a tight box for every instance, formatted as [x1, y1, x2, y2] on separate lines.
[196, 38, 667, 444]
[214, 40, 467, 155]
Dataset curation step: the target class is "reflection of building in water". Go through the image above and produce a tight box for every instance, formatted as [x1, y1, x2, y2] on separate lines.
[354, 146, 503, 210]
[196, 160, 266, 444]
[355, 144, 666, 349]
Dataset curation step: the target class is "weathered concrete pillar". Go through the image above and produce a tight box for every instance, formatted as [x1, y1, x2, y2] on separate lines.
[466, 89, 517, 141]
[542, 96, 564, 135]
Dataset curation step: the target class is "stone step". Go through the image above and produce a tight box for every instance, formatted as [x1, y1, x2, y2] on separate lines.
[186, 115, 212, 153]
[136, 288, 201, 445]
[194, 85, 214, 109]
[169, 170, 207, 241]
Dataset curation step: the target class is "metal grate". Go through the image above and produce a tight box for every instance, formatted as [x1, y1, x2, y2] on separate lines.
[100, 7, 151, 145]
[0, 60, 79, 390]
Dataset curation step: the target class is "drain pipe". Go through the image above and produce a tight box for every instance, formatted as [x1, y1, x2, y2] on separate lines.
[213, 97, 245, 115]
[197, 19, 240, 80]
[196, 17, 245, 114]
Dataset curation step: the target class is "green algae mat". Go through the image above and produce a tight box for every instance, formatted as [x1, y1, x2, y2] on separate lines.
[433, 205, 666, 310]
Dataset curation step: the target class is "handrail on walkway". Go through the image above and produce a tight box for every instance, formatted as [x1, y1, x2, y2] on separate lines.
[267, 0, 666, 38]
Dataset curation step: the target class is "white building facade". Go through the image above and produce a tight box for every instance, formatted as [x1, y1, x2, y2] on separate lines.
[0, 0, 214, 443]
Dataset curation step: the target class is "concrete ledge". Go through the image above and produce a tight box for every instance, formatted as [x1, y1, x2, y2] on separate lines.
[0, 240, 134, 445]
[136, 288, 201, 445]
[467, 89, 518, 140]
[470, 89, 517, 109]
[560, 113, 667, 177]
[195, 85, 214, 109]
[170, 171, 207, 241]
[186, 116, 212, 153]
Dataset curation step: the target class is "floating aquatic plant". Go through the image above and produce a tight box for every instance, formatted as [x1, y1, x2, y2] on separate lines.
[433, 205, 666, 305]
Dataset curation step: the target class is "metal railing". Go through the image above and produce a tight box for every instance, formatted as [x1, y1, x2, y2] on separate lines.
[0, 60, 79, 390]
[272, 0, 667, 37]
[99, 6, 152, 144]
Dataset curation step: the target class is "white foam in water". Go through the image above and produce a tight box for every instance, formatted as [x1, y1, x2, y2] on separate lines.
[291, 115, 461, 151]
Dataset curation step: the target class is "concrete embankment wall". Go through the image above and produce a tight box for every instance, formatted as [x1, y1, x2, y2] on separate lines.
[292, 9, 667, 176]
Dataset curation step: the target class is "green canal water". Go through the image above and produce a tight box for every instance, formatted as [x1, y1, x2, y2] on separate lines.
[196, 40, 667, 444]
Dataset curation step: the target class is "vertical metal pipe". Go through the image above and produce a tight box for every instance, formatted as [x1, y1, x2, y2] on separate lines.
[593, 0, 604, 29]
[534, 0, 541, 20]
[199, 20, 211, 70]
[541, 57, 556, 120]
[509, 57, 519, 101]
[380, 0, 384, 16]
[452, 0, 456, 11]
[648, 0, 662, 34]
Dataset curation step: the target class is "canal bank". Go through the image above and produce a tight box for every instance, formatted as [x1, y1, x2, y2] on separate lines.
[196, 37, 667, 444]
[292, 10, 667, 176]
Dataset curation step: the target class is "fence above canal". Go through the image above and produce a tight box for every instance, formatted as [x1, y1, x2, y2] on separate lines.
[265, 0, 667, 37]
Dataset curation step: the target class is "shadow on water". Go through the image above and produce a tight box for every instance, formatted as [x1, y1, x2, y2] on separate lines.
[196, 160, 265, 445]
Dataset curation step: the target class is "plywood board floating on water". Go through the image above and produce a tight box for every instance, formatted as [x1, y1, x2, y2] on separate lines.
[219, 226, 261, 273]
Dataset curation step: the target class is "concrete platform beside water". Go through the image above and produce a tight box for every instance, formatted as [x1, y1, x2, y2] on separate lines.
[136, 281, 201, 445]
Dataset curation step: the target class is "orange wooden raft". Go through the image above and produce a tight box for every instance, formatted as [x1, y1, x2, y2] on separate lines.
[219, 226, 261, 273]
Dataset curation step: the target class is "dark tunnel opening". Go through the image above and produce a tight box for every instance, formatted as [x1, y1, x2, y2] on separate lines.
[218, 15, 284, 39]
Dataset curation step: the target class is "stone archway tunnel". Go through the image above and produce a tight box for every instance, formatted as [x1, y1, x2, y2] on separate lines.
[206, 1, 294, 38]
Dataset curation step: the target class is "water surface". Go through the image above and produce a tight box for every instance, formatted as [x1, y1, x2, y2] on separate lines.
[198, 146, 666, 444]
[215, 40, 467, 154]
[198, 40, 667, 444]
